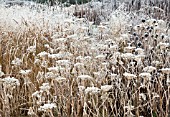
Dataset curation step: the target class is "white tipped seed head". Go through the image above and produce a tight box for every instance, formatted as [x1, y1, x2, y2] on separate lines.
[101, 85, 113, 92]
[139, 72, 151, 80]
[28, 107, 35, 115]
[11, 58, 22, 66]
[54, 76, 66, 82]
[19, 69, 32, 75]
[143, 66, 156, 73]
[38, 103, 56, 112]
[121, 53, 134, 59]
[27, 46, 36, 53]
[85, 87, 100, 94]
[161, 68, 170, 74]
[78, 75, 93, 80]
[37, 51, 49, 58]
[39, 83, 50, 92]
[2, 76, 20, 87]
[123, 72, 137, 80]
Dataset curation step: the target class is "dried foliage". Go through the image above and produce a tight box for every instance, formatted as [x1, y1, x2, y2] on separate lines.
[0, 0, 170, 117]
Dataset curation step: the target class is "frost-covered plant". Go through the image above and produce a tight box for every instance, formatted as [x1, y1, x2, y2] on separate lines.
[0, 1, 170, 117]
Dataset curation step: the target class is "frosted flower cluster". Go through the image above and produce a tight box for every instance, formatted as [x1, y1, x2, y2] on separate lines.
[101, 85, 113, 92]
[38, 103, 56, 112]
[77, 75, 93, 80]
[20, 69, 32, 75]
[1, 76, 20, 87]
[85, 87, 100, 94]
[11, 58, 22, 66]
[39, 83, 50, 93]
[0, 0, 170, 116]
[123, 72, 137, 80]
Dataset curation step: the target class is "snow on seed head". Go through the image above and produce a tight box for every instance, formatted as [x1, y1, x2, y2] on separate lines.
[109, 44, 118, 51]
[19, 69, 32, 75]
[78, 75, 93, 80]
[47, 66, 60, 72]
[32, 91, 40, 98]
[56, 60, 71, 66]
[84, 56, 92, 61]
[124, 105, 134, 111]
[53, 38, 67, 44]
[78, 86, 85, 93]
[74, 62, 84, 67]
[38, 103, 56, 112]
[139, 93, 146, 101]
[2, 76, 20, 87]
[157, 42, 169, 49]
[27, 45, 36, 53]
[121, 53, 134, 60]
[123, 72, 137, 80]
[28, 107, 35, 115]
[143, 66, 156, 73]
[34, 58, 41, 64]
[152, 93, 160, 98]
[161, 68, 170, 74]
[98, 25, 107, 32]
[139, 72, 151, 81]
[85, 87, 100, 94]
[45, 72, 56, 79]
[48, 53, 63, 59]
[37, 51, 49, 58]
[135, 48, 144, 55]
[134, 55, 145, 62]
[95, 54, 105, 60]
[151, 61, 161, 66]
[101, 85, 113, 92]
[54, 76, 66, 82]
[124, 46, 136, 53]
[11, 58, 22, 66]
[41, 60, 48, 68]
[76, 56, 85, 62]
[44, 44, 50, 48]
[39, 83, 50, 93]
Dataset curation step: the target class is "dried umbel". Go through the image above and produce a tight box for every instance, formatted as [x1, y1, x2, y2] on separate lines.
[38, 103, 57, 112]
[101, 85, 113, 92]
[1, 76, 20, 88]
[85, 87, 100, 95]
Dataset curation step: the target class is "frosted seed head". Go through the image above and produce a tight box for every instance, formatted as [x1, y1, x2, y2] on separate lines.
[101, 85, 113, 92]
[123, 72, 137, 80]
[161, 68, 170, 74]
